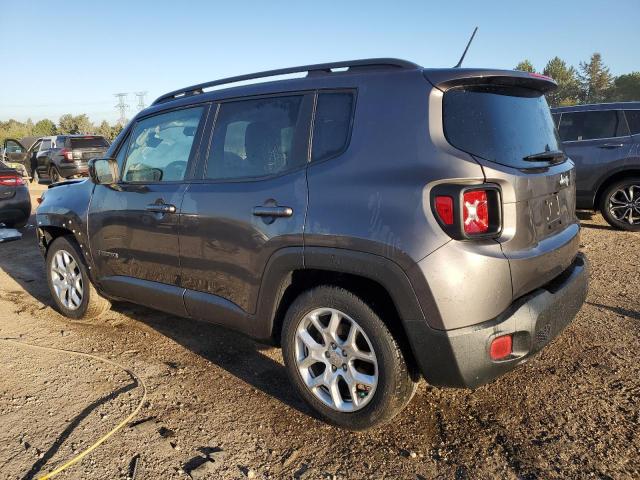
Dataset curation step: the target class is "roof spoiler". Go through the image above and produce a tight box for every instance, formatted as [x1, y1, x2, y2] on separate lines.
[153, 58, 420, 106]
[423, 68, 558, 93]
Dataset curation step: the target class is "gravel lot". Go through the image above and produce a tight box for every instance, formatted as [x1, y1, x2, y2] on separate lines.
[0, 184, 638, 479]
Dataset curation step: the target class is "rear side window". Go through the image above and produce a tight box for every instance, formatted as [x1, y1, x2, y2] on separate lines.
[312, 92, 355, 162]
[625, 110, 640, 135]
[443, 85, 560, 168]
[69, 137, 109, 149]
[558, 110, 629, 141]
[40, 139, 52, 150]
[205, 95, 310, 180]
[122, 106, 204, 182]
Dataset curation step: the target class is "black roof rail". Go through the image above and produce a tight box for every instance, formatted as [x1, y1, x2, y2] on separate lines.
[152, 58, 420, 105]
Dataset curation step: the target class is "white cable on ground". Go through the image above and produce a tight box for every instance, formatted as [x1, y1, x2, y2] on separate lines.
[1, 338, 147, 479]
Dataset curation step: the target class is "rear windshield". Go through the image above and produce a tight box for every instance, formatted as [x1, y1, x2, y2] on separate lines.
[68, 137, 109, 149]
[443, 85, 561, 168]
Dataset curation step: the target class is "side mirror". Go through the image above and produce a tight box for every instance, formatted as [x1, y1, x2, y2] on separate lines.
[88, 157, 119, 185]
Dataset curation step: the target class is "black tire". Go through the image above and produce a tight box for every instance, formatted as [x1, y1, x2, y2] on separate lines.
[46, 236, 111, 320]
[49, 166, 61, 184]
[599, 177, 640, 232]
[281, 285, 417, 430]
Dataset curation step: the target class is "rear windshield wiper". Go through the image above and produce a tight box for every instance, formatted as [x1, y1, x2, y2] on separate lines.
[523, 150, 566, 164]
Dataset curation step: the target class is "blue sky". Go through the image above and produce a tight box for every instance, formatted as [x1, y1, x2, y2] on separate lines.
[1, 0, 638, 124]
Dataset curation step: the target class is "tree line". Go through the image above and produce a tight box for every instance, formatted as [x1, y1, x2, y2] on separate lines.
[516, 52, 640, 107]
[0, 114, 123, 146]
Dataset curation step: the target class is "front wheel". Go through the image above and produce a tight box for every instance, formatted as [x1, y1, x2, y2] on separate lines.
[600, 177, 640, 231]
[46, 236, 111, 320]
[281, 286, 417, 430]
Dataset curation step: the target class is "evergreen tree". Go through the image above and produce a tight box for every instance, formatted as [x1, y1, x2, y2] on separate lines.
[543, 57, 581, 107]
[515, 60, 536, 73]
[578, 53, 613, 103]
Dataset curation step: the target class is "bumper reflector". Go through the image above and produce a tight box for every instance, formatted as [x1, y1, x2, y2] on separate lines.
[490, 335, 512, 360]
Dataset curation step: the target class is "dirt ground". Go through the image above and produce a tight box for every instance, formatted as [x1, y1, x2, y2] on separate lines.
[0, 184, 638, 480]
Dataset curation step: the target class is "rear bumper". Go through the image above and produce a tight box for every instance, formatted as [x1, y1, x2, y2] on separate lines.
[59, 163, 88, 178]
[0, 187, 31, 225]
[412, 253, 589, 388]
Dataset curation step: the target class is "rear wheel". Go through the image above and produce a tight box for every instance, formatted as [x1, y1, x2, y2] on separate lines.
[600, 177, 640, 231]
[46, 236, 111, 320]
[49, 167, 61, 184]
[281, 286, 417, 430]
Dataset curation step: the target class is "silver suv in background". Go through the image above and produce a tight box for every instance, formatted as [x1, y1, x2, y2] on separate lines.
[36, 59, 589, 429]
[552, 102, 640, 231]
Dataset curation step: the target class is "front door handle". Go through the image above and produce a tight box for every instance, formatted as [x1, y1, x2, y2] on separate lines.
[146, 203, 176, 214]
[252, 206, 293, 218]
[599, 143, 624, 149]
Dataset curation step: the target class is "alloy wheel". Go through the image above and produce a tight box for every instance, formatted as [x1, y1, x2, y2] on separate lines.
[50, 250, 83, 310]
[294, 307, 378, 412]
[608, 184, 640, 225]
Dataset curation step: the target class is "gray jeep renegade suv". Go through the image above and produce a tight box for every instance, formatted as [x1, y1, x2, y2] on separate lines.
[36, 59, 588, 430]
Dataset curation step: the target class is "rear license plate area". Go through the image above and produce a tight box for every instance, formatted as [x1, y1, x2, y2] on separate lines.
[544, 194, 561, 229]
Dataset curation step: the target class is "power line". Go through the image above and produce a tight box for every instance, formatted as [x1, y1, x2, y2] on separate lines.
[113, 93, 130, 125]
[134, 91, 147, 111]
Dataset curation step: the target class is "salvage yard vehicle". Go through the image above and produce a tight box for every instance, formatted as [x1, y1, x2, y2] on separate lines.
[5, 135, 110, 185]
[1, 137, 36, 179]
[0, 160, 31, 228]
[552, 102, 640, 231]
[36, 59, 589, 430]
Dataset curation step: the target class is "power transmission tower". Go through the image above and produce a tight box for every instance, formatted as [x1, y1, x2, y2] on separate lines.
[114, 93, 130, 125]
[134, 91, 147, 111]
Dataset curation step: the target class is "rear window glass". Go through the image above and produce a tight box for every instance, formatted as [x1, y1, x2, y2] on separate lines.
[68, 137, 109, 149]
[558, 110, 628, 141]
[625, 110, 640, 135]
[443, 86, 560, 168]
[312, 92, 355, 162]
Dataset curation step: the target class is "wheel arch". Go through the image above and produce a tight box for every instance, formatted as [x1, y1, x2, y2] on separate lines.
[256, 247, 430, 377]
[594, 168, 640, 211]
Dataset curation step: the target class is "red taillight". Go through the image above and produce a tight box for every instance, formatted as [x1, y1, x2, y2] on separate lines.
[60, 148, 74, 162]
[490, 335, 512, 361]
[434, 196, 454, 225]
[463, 190, 489, 234]
[0, 175, 25, 186]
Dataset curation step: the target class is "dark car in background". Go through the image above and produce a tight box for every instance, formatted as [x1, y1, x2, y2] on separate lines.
[0, 160, 31, 228]
[2, 135, 110, 184]
[552, 102, 640, 231]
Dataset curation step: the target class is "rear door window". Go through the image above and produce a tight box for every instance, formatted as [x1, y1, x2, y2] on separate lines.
[311, 91, 355, 162]
[443, 85, 560, 168]
[204, 95, 311, 180]
[40, 139, 52, 150]
[625, 110, 640, 135]
[558, 110, 629, 142]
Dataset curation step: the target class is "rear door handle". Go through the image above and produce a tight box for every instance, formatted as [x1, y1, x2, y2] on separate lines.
[252, 206, 293, 217]
[146, 203, 176, 213]
[599, 143, 624, 149]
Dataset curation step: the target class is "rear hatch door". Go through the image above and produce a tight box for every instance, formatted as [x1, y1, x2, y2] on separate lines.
[429, 69, 580, 300]
[68, 136, 110, 164]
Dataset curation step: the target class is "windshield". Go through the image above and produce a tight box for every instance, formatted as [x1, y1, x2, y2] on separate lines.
[443, 85, 561, 168]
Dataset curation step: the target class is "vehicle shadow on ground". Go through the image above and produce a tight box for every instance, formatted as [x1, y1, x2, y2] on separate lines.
[587, 302, 640, 321]
[0, 220, 52, 307]
[111, 302, 315, 418]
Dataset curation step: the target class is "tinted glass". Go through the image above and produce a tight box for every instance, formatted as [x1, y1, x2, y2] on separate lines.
[558, 110, 627, 141]
[444, 86, 560, 168]
[4, 140, 24, 153]
[312, 92, 354, 161]
[205, 96, 307, 180]
[40, 139, 52, 150]
[69, 137, 109, 149]
[552, 113, 561, 128]
[122, 106, 204, 182]
[625, 110, 640, 135]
